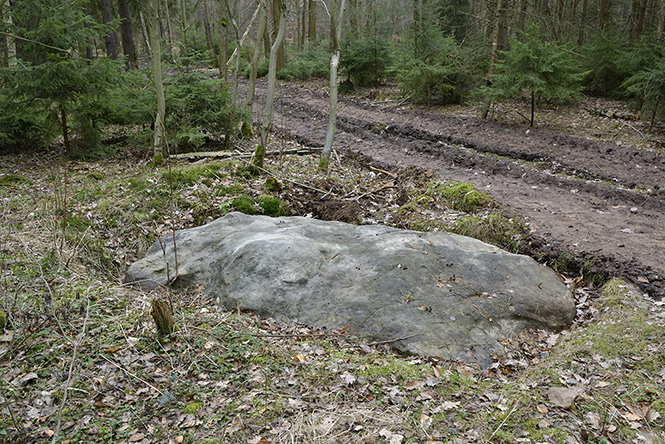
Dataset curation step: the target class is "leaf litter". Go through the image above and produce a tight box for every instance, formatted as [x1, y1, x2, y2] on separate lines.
[0, 133, 663, 443]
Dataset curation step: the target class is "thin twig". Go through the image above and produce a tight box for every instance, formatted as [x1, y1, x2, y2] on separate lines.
[489, 402, 518, 440]
[612, 122, 647, 142]
[51, 299, 90, 444]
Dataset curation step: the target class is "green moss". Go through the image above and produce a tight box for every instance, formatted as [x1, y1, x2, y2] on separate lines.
[183, 401, 203, 414]
[258, 196, 289, 217]
[0, 310, 6, 334]
[430, 181, 491, 212]
[449, 212, 528, 252]
[231, 195, 255, 215]
[265, 177, 283, 193]
[87, 171, 104, 180]
[214, 184, 244, 197]
[239, 121, 253, 140]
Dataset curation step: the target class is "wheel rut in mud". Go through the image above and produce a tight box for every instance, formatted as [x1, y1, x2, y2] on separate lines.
[252, 81, 665, 299]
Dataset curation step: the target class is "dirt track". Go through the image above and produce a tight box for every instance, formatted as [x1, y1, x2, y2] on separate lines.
[252, 81, 665, 299]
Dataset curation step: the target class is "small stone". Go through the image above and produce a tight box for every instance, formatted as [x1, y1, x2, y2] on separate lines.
[547, 387, 579, 409]
[630, 207, 638, 213]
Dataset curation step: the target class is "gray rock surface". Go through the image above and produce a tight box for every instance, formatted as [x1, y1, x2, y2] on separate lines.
[125, 212, 575, 366]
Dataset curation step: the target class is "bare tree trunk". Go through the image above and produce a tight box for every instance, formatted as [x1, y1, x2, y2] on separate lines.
[118, 0, 138, 69]
[162, 0, 174, 62]
[319, 0, 347, 172]
[660, 0, 665, 33]
[599, 0, 611, 28]
[180, 0, 190, 70]
[254, 4, 287, 169]
[148, 0, 166, 163]
[100, 0, 118, 59]
[201, 0, 216, 65]
[247, 0, 268, 107]
[480, 0, 504, 119]
[273, 0, 285, 71]
[219, 0, 229, 78]
[139, 11, 151, 54]
[577, 0, 588, 45]
[308, 0, 316, 42]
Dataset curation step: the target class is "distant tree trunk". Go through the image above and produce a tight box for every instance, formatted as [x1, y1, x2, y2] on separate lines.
[247, 0, 268, 107]
[480, 0, 504, 119]
[319, 0, 346, 172]
[139, 10, 151, 54]
[349, 0, 359, 37]
[118, 0, 138, 69]
[148, 0, 166, 163]
[577, 0, 588, 45]
[100, 0, 118, 59]
[201, 0, 216, 65]
[308, 0, 316, 42]
[254, 4, 286, 169]
[219, 0, 229, 78]
[84, 3, 95, 61]
[180, 0, 190, 70]
[162, 0, 174, 62]
[273, 0, 285, 71]
[599, 0, 610, 28]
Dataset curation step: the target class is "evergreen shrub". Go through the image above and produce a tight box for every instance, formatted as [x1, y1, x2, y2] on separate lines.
[278, 42, 331, 80]
[340, 37, 393, 86]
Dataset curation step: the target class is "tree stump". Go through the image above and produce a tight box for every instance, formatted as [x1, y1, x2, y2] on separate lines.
[151, 299, 174, 339]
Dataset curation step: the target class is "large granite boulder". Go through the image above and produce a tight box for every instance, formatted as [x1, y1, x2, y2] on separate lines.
[126, 212, 575, 366]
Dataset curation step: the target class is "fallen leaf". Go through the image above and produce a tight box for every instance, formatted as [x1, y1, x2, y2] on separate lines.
[537, 404, 548, 414]
[128, 433, 145, 442]
[292, 353, 306, 364]
[431, 365, 441, 378]
[247, 436, 271, 444]
[547, 387, 579, 409]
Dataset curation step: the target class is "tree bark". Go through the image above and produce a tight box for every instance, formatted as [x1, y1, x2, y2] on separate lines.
[480, 0, 504, 119]
[599, 0, 610, 28]
[148, 0, 166, 162]
[118, 0, 138, 69]
[577, 0, 588, 45]
[254, 3, 286, 169]
[308, 0, 316, 42]
[219, 0, 229, 78]
[319, 0, 346, 172]
[100, 0, 118, 59]
[247, 0, 268, 108]
[273, 0, 285, 71]
[201, 0, 216, 65]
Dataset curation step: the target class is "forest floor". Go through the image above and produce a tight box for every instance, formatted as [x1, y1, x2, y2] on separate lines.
[0, 79, 664, 444]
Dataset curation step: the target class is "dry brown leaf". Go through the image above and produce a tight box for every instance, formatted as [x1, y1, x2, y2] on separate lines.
[536, 404, 548, 414]
[432, 365, 441, 378]
[247, 435, 271, 444]
[292, 353, 306, 364]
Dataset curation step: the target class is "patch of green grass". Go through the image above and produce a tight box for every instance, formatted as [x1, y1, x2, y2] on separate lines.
[0, 174, 32, 187]
[214, 183, 244, 197]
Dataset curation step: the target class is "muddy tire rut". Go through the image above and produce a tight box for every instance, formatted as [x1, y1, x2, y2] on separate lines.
[252, 81, 665, 299]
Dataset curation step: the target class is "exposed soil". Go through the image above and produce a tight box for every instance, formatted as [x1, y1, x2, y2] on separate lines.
[252, 81, 665, 299]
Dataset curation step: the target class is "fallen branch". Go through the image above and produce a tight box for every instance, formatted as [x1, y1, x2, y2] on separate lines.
[369, 165, 397, 178]
[612, 122, 647, 142]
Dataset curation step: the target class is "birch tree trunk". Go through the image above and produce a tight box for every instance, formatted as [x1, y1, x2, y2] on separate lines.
[247, 0, 268, 108]
[148, 0, 166, 163]
[253, 4, 287, 169]
[273, 0, 285, 71]
[319, 0, 346, 172]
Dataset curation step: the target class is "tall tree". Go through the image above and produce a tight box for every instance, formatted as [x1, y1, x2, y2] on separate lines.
[100, 0, 118, 58]
[148, 0, 166, 162]
[201, 0, 216, 64]
[319, 0, 346, 172]
[253, 1, 286, 169]
[118, 0, 138, 69]
[219, 0, 229, 78]
[308, 0, 316, 41]
[273, 0, 285, 71]
[247, 0, 268, 107]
